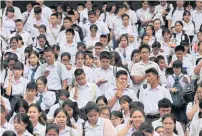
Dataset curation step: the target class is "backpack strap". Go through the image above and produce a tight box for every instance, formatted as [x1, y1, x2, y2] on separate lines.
[171, 7, 176, 17]
[143, 84, 147, 89]
[40, 63, 46, 76]
[171, 74, 184, 81]
[82, 122, 85, 136]
[90, 83, 96, 102]
[56, 62, 62, 81]
[192, 21, 196, 34]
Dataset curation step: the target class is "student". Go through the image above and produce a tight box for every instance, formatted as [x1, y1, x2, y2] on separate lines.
[139, 122, 157, 136]
[36, 76, 56, 111]
[154, 19, 163, 43]
[22, 2, 33, 23]
[145, 25, 156, 47]
[116, 108, 146, 136]
[128, 49, 140, 73]
[15, 35, 26, 63]
[0, 105, 14, 132]
[14, 113, 33, 136]
[47, 90, 70, 123]
[162, 114, 178, 136]
[155, 126, 164, 136]
[93, 42, 103, 59]
[83, 102, 116, 136]
[129, 101, 145, 112]
[151, 98, 184, 136]
[45, 123, 59, 136]
[28, 103, 46, 135]
[96, 96, 108, 110]
[34, 47, 71, 96]
[34, 34, 50, 55]
[53, 108, 78, 136]
[105, 70, 138, 112]
[111, 111, 123, 127]
[70, 69, 101, 109]
[119, 95, 132, 124]
[99, 106, 111, 119]
[9, 99, 29, 125]
[77, 42, 86, 52]
[4, 62, 29, 112]
[85, 51, 97, 70]
[2, 7, 16, 33]
[52, 44, 60, 61]
[2, 130, 16, 136]
[24, 82, 37, 105]
[100, 34, 113, 53]
[157, 55, 167, 75]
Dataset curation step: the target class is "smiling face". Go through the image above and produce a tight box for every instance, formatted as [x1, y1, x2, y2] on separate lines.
[28, 106, 40, 123]
[131, 110, 145, 129]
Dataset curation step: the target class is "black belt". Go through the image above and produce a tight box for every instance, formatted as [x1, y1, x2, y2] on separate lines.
[146, 114, 160, 118]
[49, 90, 60, 93]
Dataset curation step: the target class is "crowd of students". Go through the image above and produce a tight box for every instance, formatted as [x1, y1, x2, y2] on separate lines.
[1, 0, 202, 136]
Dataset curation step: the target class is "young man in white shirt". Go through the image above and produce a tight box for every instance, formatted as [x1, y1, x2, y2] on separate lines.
[153, 19, 163, 43]
[79, 1, 93, 23]
[191, 0, 202, 33]
[70, 69, 102, 109]
[105, 70, 138, 112]
[139, 68, 172, 123]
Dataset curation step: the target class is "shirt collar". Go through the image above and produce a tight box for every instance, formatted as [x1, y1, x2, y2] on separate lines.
[148, 84, 161, 91]
[45, 61, 57, 67]
[85, 117, 102, 128]
[12, 76, 23, 83]
[78, 82, 90, 89]
[139, 60, 153, 65]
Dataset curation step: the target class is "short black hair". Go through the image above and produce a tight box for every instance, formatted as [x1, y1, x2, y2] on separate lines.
[173, 60, 183, 68]
[162, 28, 171, 35]
[181, 40, 189, 46]
[145, 68, 159, 76]
[26, 82, 37, 90]
[8, 53, 18, 62]
[34, 6, 42, 14]
[74, 69, 85, 77]
[2, 130, 16, 136]
[152, 41, 161, 48]
[45, 123, 59, 135]
[119, 95, 132, 104]
[85, 102, 99, 114]
[0, 104, 6, 113]
[139, 44, 151, 52]
[158, 98, 172, 109]
[157, 55, 165, 64]
[129, 101, 144, 111]
[139, 122, 154, 133]
[88, 10, 96, 16]
[100, 34, 108, 39]
[51, 13, 58, 18]
[43, 47, 54, 53]
[90, 24, 98, 31]
[175, 45, 185, 52]
[66, 28, 75, 35]
[64, 16, 72, 22]
[15, 19, 23, 23]
[116, 70, 128, 79]
[100, 51, 111, 60]
[6, 7, 15, 13]
[122, 14, 129, 19]
[96, 96, 108, 105]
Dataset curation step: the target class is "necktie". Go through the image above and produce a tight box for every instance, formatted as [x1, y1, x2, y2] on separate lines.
[38, 94, 43, 105]
[175, 75, 179, 82]
[31, 68, 35, 82]
[123, 49, 126, 58]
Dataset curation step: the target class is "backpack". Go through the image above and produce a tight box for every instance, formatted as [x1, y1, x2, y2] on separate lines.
[171, 75, 185, 108]
[183, 81, 195, 104]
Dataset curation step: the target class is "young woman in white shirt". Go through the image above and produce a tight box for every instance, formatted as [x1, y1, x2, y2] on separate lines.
[45, 123, 59, 136]
[53, 108, 78, 136]
[110, 111, 124, 127]
[2, 7, 16, 33]
[99, 106, 111, 119]
[145, 25, 156, 47]
[162, 114, 178, 136]
[28, 103, 46, 136]
[24, 82, 37, 105]
[14, 113, 34, 136]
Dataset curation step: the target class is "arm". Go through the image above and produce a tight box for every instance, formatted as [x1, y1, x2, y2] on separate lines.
[107, 95, 119, 108]
[132, 75, 146, 84]
[117, 127, 130, 136]
[186, 102, 199, 120]
[194, 61, 202, 75]
[62, 80, 67, 90]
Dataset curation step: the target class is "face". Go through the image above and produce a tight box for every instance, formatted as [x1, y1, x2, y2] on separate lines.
[122, 16, 129, 26]
[154, 20, 161, 30]
[77, 6, 84, 12]
[63, 20, 72, 29]
[131, 111, 145, 129]
[37, 79, 45, 93]
[175, 23, 183, 33]
[74, 11, 79, 20]
[163, 32, 171, 40]
[55, 111, 67, 127]
[173, 67, 182, 75]
[132, 53, 140, 63]
[76, 54, 85, 66]
[100, 37, 108, 46]
[38, 38, 46, 47]
[13, 69, 23, 77]
[175, 51, 184, 61]
[111, 5, 116, 13]
[156, 127, 164, 136]
[100, 58, 110, 70]
[146, 26, 153, 36]
[152, 47, 160, 55]
[87, 110, 99, 124]
[50, 16, 57, 24]
[61, 56, 70, 66]
[163, 117, 175, 133]
[120, 101, 129, 112]
[6, 0, 13, 7]
[117, 74, 128, 87]
[120, 8, 127, 15]
[140, 48, 150, 61]
[196, 0, 202, 9]
[66, 32, 74, 42]
[128, 35, 134, 43]
[85, 55, 94, 67]
[8, 60, 15, 70]
[142, 1, 149, 9]
[57, 6, 63, 13]
[95, 46, 103, 55]
[183, 13, 191, 22]
[90, 28, 97, 36]
[184, 45, 190, 52]
[28, 106, 40, 123]
[196, 87, 202, 100]
[18, 107, 26, 113]
[120, 37, 128, 48]
[176, 0, 184, 7]
[146, 73, 158, 85]
[97, 99, 107, 109]
[76, 73, 87, 86]
[29, 54, 39, 66]
[26, 89, 37, 99]
[100, 109, 110, 119]
[7, 11, 14, 18]
[111, 115, 122, 127]
[11, 39, 18, 49]
[86, 1, 92, 10]
[149, 6, 155, 13]
[159, 107, 171, 117]
[14, 119, 27, 134]
[16, 22, 23, 31]
[39, 28, 46, 34]
[46, 129, 59, 136]
[198, 33, 202, 41]
[44, 51, 55, 64]
[64, 105, 73, 118]
[143, 36, 149, 44]
[89, 14, 96, 24]
[95, 9, 101, 17]
[158, 59, 166, 70]
[26, 4, 32, 12]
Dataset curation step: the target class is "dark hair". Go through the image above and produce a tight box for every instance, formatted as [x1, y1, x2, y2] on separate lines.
[68, 10, 75, 16]
[175, 21, 184, 27]
[116, 70, 128, 79]
[106, 2, 116, 12]
[129, 101, 144, 111]
[45, 123, 59, 135]
[111, 111, 123, 119]
[77, 42, 86, 49]
[57, 2, 65, 10]
[152, 41, 161, 49]
[2, 131, 16, 136]
[28, 103, 47, 125]
[119, 95, 132, 104]
[43, 47, 54, 54]
[62, 100, 80, 122]
[149, 56, 158, 63]
[74, 69, 85, 77]
[95, 42, 103, 47]
[173, 60, 183, 69]
[86, 51, 94, 59]
[175, 45, 185, 53]
[28, 50, 39, 58]
[15, 19, 23, 23]
[39, 25, 47, 32]
[153, 18, 161, 24]
[115, 3, 127, 14]
[53, 44, 60, 51]
[50, 5, 56, 11]
[157, 55, 165, 64]
[59, 90, 70, 98]
[14, 113, 33, 134]
[131, 49, 139, 61]
[100, 51, 111, 60]
[10, 37, 18, 44]
[76, 50, 86, 59]
[139, 122, 154, 133]
[6, 7, 15, 13]
[85, 102, 99, 114]
[100, 34, 108, 39]
[111, 51, 124, 67]
[158, 98, 172, 109]
[34, 6, 42, 14]
[162, 114, 177, 134]
[131, 131, 145, 136]
[145, 68, 159, 76]
[26, 81, 37, 90]
[61, 52, 71, 61]
[25, 46, 33, 54]
[90, 24, 98, 31]
[36, 76, 48, 85]
[96, 96, 108, 105]
[8, 53, 18, 62]
[146, 25, 155, 36]
[120, 34, 128, 44]
[37, 34, 50, 47]
[13, 61, 24, 70]
[130, 108, 145, 118]
[139, 44, 151, 52]
[51, 13, 58, 18]
[162, 28, 171, 35]
[64, 16, 72, 22]
[88, 10, 96, 16]
[99, 106, 111, 117]
[122, 13, 130, 19]
[66, 28, 75, 36]
[183, 10, 191, 17]
[54, 108, 72, 127]
[14, 99, 29, 113]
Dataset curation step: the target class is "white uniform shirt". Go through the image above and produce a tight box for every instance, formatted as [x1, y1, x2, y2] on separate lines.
[99, 12, 116, 28]
[109, 16, 123, 32]
[56, 30, 80, 45]
[115, 46, 134, 64]
[136, 8, 149, 21]
[2, 6, 22, 20]
[105, 86, 138, 111]
[47, 103, 60, 120]
[2, 17, 16, 32]
[155, 29, 163, 43]
[47, 24, 61, 44]
[139, 84, 172, 115]
[70, 82, 102, 109]
[0, 96, 11, 113]
[166, 7, 184, 27]
[1, 121, 14, 131]
[183, 21, 195, 36]
[33, 122, 46, 136]
[83, 34, 100, 48]
[20, 130, 33, 136]
[0, 27, 11, 51]
[189, 118, 202, 136]
[126, 9, 138, 26]
[11, 31, 33, 46]
[115, 25, 138, 39]
[191, 9, 202, 33]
